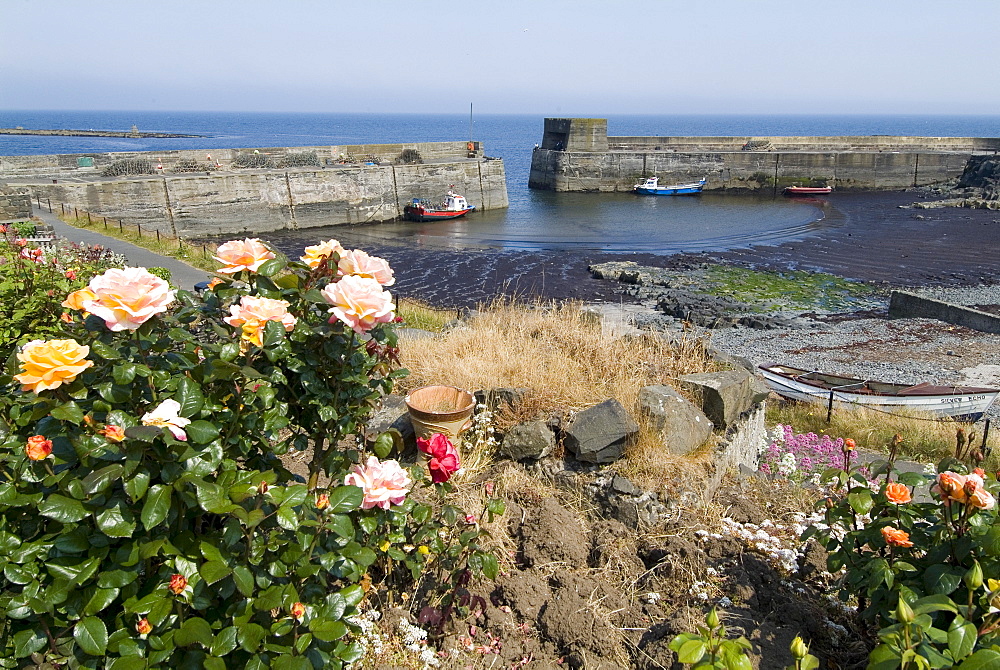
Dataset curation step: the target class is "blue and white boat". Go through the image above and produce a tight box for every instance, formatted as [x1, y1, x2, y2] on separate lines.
[633, 176, 707, 195]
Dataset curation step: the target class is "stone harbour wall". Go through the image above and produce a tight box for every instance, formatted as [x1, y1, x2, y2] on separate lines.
[2, 142, 507, 237]
[0, 185, 31, 222]
[529, 118, 1000, 192]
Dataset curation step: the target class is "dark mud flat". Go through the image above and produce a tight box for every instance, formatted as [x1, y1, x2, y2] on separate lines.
[268, 192, 1000, 309]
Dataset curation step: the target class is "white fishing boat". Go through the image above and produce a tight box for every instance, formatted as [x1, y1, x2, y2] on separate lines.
[759, 364, 1000, 421]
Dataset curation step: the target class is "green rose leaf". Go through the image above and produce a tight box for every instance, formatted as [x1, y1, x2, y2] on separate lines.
[949, 617, 978, 661]
[39, 494, 88, 523]
[232, 565, 254, 598]
[175, 616, 214, 648]
[174, 378, 205, 417]
[185, 420, 220, 445]
[200, 560, 232, 585]
[326, 485, 363, 514]
[13, 628, 47, 658]
[676, 639, 707, 664]
[847, 489, 873, 514]
[210, 626, 239, 657]
[272, 655, 312, 670]
[327, 514, 354, 538]
[308, 619, 348, 642]
[957, 649, 1000, 670]
[124, 426, 163, 443]
[82, 464, 124, 496]
[124, 469, 151, 503]
[237, 623, 267, 652]
[141, 485, 173, 530]
[256, 258, 287, 277]
[276, 506, 298, 531]
[50, 400, 84, 424]
[74, 616, 109, 655]
[96, 500, 137, 538]
[84, 586, 120, 616]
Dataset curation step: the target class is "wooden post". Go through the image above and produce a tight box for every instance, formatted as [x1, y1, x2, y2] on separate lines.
[826, 390, 835, 423]
[60, 203, 65, 214]
[137, 222, 142, 237]
[156, 229, 160, 242]
[119, 220, 123, 232]
[47, 199, 51, 213]
[86, 212, 91, 224]
[74, 207, 78, 218]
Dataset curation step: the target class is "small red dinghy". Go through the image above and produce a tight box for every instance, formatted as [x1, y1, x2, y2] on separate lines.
[403, 190, 476, 222]
[784, 185, 833, 195]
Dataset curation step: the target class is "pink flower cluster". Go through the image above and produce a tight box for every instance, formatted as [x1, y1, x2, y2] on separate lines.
[759, 425, 855, 479]
[344, 456, 412, 509]
[417, 433, 461, 483]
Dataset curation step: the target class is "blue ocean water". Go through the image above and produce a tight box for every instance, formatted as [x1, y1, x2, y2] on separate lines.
[3, 111, 998, 252]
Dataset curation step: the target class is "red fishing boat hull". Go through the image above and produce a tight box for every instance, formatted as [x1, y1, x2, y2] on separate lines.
[403, 205, 475, 222]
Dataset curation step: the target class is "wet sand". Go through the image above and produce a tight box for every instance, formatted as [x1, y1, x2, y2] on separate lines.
[268, 191, 1000, 309]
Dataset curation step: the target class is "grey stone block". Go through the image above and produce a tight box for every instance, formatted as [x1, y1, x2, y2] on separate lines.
[500, 420, 554, 461]
[563, 399, 638, 464]
[637, 384, 713, 455]
[679, 370, 766, 429]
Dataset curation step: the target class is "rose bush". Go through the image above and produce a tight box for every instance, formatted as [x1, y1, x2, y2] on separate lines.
[806, 449, 1000, 669]
[0, 238, 503, 668]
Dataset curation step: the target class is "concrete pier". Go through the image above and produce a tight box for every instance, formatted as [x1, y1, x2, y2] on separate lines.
[528, 118, 1000, 193]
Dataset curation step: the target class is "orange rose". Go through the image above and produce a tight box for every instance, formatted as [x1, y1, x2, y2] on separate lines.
[223, 296, 297, 347]
[62, 287, 96, 312]
[843, 438, 856, 452]
[290, 602, 306, 620]
[14, 339, 94, 393]
[100, 425, 126, 443]
[213, 238, 275, 274]
[885, 482, 912, 505]
[168, 574, 188, 594]
[136, 618, 152, 635]
[207, 277, 224, 290]
[316, 493, 330, 510]
[25, 435, 52, 461]
[881, 527, 913, 548]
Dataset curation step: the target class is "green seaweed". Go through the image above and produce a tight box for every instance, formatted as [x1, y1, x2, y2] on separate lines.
[699, 265, 875, 312]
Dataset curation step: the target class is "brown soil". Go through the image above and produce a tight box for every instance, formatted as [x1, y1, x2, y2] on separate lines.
[426, 470, 869, 670]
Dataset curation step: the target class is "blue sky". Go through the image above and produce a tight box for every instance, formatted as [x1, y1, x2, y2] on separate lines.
[2, 0, 998, 115]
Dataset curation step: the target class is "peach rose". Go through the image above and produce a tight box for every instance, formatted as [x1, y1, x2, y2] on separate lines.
[337, 249, 395, 286]
[213, 238, 275, 274]
[301, 239, 345, 269]
[932, 471, 968, 502]
[885, 482, 912, 505]
[136, 618, 152, 635]
[84, 267, 175, 331]
[881, 527, 913, 548]
[344, 455, 412, 510]
[321, 275, 395, 334]
[290, 602, 306, 620]
[25, 435, 53, 461]
[14, 339, 94, 393]
[223, 295, 297, 347]
[62, 287, 96, 312]
[315, 493, 330, 510]
[969, 486, 996, 510]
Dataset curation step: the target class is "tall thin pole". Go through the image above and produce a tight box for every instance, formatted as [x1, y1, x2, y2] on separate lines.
[469, 103, 473, 144]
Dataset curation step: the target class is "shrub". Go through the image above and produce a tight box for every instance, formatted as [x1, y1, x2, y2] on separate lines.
[0, 230, 124, 355]
[0, 239, 502, 667]
[145, 267, 172, 284]
[395, 149, 423, 165]
[806, 447, 1000, 668]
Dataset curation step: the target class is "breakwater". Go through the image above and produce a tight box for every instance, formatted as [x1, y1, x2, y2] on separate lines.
[0, 128, 203, 138]
[1, 142, 508, 237]
[528, 118, 1000, 192]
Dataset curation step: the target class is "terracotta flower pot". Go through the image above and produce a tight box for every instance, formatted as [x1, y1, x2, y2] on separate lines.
[405, 385, 475, 441]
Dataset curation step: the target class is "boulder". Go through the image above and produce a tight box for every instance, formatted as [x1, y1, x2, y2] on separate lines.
[475, 387, 529, 412]
[679, 370, 768, 429]
[500, 420, 555, 461]
[637, 385, 713, 455]
[364, 395, 416, 451]
[563, 399, 638, 464]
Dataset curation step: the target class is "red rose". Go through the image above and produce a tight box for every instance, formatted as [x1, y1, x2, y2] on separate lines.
[26, 435, 53, 461]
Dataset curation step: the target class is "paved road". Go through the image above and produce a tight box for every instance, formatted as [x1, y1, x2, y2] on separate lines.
[31, 207, 212, 290]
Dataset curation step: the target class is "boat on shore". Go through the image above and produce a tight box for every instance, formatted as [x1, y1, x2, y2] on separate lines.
[403, 190, 476, 222]
[633, 176, 706, 196]
[759, 364, 1000, 421]
[784, 185, 833, 195]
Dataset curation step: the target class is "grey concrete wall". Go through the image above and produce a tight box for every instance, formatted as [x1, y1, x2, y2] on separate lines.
[609, 135, 1000, 152]
[0, 185, 31, 221]
[889, 291, 1000, 334]
[22, 159, 508, 237]
[528, 147, 972, 192]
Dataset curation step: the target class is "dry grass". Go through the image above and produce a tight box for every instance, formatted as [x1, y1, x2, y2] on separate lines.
[398, 299, 717, 427]
[396, 297, 456, 333]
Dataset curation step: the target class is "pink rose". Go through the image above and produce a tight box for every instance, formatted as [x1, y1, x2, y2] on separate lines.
[321, 275, 395, 334]
[338, 249, 395, 286]
[223, 295, 297, 347]
[141, 398, 191, 441]
[301, 239, 345, 269]
[213, 238, 276, 274]
[84, 267, 175, 331]
[344, 456, 412, 509]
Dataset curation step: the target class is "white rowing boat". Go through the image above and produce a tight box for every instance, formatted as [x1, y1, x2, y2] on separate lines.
[759, 364, 999, 421]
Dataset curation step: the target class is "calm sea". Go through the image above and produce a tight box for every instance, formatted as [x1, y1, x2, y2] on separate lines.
[2, 111, 999, 253]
